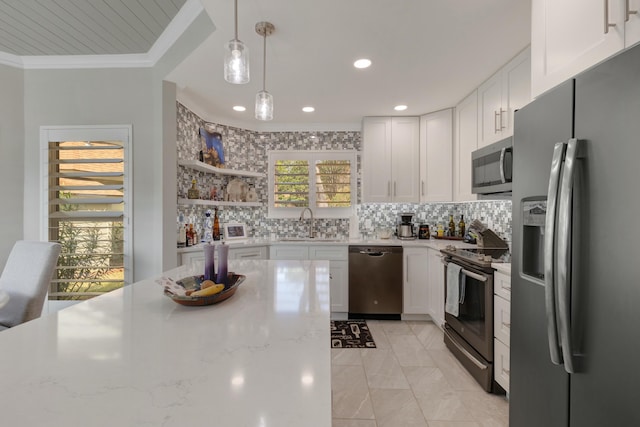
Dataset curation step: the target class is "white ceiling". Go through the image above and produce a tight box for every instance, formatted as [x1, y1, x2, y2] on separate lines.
[0, 0, 186, 55]
[0, 0, 532, 131]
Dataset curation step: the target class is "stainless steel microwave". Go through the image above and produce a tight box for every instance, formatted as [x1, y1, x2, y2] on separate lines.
[471, 136, 513, 195]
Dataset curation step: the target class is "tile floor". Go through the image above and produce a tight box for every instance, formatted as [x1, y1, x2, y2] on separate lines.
[331, 320, 509, 427]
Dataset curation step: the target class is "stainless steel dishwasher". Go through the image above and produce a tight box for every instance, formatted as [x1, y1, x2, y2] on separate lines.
[348, 245, 403, 319]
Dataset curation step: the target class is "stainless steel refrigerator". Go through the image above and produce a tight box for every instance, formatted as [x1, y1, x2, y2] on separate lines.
[510, 44, 640, 426]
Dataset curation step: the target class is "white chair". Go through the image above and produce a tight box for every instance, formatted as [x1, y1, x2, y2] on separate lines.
[0, 240, 61, 331]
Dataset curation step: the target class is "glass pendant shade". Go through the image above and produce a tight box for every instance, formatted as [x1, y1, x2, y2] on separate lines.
[255, 90, 273, 121]
[224, 39, 249, 84]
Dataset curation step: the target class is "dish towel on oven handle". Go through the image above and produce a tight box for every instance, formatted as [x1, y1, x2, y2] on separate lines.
[445, 263, 462, 316]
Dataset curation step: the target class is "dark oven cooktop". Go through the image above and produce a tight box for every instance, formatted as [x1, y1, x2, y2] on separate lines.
[440, 245, 510, 268]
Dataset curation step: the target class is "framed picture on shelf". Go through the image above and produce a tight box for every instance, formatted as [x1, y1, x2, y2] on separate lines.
[223, 223, 248, 240]
[199, 125, 225, 168]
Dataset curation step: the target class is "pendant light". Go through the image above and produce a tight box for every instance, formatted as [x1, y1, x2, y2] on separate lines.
[255, 21, 275, 121]
[224, 0, 249, 84]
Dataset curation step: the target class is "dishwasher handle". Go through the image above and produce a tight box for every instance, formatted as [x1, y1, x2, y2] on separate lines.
[359, 251, 388, 257]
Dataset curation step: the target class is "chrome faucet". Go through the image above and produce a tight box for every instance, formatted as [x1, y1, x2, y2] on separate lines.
[299, 207, 315, 238]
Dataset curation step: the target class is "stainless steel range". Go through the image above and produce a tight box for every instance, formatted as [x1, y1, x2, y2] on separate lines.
[440, 245, 509, 393]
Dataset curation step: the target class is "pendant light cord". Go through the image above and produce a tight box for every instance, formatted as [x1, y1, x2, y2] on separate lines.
[262, 32, 267, 91]
[234, 0, 239, 40]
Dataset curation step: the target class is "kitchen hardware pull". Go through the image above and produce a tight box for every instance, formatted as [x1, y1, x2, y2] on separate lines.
[421, 180, 425, 196]
[441, 260, 488, 282]
[544, 142, 566, 366]
[387, 181, 391, 197]
[499, 147, 511, 184]
[494, 110, 500, 133]
[394, 181, 397, 197]
[604, 0, 616, 33]
[627, 0, 638, 21]
[444, 328, 488, 371]
[557, 138, 583, 374]
[499, 108, 506, 130]
[360, 251, 387, 257]
[461, 268, 488, 282]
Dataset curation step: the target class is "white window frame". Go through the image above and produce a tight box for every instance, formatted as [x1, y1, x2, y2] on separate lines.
[40, 125, 133, 293]
[268, 150, 357, 219]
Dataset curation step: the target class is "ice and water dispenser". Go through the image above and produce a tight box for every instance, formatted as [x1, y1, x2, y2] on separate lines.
[521, 199, 547, 281]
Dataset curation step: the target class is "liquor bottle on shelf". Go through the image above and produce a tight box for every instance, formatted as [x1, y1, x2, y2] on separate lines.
[448, 215, 455, 237]
[213, 208, 221, 241]
[458, 215, 466, 237]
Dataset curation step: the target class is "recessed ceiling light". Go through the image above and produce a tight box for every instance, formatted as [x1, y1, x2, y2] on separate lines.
[394, 105, 408, 111]
[302, 106, 315, 113]
[354, 58, 372, 69]
[233, 105, 246, 112]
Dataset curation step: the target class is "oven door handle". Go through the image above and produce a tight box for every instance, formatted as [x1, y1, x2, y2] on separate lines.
[442, 260, 488, 282]
[460, 268, 488, 282]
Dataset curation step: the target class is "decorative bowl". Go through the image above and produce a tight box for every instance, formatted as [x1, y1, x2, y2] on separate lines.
[164, 273, 246, 306]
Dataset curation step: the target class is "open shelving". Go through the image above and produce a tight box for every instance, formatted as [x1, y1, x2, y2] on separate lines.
[178, 159, 265, 178]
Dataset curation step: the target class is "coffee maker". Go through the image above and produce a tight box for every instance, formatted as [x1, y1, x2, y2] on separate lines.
[396, 212, 417, 239]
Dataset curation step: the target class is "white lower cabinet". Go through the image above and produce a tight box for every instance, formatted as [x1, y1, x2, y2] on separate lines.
[493, 269, 511, 392]
[271, 244, 349, 314]
[427, 248, 445, 327]
[403, 247, 429, 314]
[179, 245, 268, 267]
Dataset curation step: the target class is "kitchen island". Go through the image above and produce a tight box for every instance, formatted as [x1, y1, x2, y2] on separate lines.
[0, 260, 332, 426]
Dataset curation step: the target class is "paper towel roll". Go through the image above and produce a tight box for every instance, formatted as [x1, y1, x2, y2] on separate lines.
[349, 215, 360, 238]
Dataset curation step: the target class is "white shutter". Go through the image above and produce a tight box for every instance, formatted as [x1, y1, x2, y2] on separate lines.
[48, 140, 125, 300]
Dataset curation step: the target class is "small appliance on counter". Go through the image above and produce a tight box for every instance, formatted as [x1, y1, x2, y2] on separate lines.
[396, 212, 417, 240]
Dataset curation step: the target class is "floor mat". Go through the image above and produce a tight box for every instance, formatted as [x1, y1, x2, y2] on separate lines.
[331, 320, 376, 348]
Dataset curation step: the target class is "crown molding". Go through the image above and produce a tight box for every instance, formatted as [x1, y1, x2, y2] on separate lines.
[0, 0, 204, 70]
[0, 51, 24, 69]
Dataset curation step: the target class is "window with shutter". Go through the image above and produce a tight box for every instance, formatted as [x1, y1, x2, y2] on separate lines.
[44, 127, 130, 301]
[268, 151, 356, 218]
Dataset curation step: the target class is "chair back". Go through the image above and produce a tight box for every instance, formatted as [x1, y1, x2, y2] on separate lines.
[0, 240, 61, 328]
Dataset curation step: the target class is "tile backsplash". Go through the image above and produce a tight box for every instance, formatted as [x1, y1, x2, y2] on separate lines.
[176, 102, 512, 246]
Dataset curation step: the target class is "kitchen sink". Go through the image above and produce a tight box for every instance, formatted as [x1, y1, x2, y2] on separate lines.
[278, 238, 345, 242]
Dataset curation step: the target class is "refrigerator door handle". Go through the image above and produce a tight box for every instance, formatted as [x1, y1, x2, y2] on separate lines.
[557, 138, 583, 374]
[544, 142, 566, 365]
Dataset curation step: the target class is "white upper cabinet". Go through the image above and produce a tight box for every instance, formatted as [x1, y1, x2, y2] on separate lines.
[477, 48, 531, 147]
[454, 90, 478, 202]
[531, 0, 627, 98]
[362, 116, 420, 203]
[419, 109, 453, 202]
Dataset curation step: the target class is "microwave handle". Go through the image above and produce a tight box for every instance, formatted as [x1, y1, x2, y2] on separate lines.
[499, 147, 512, 184]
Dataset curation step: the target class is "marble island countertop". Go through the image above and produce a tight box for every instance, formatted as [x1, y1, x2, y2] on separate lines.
[0, 260, 332, 427]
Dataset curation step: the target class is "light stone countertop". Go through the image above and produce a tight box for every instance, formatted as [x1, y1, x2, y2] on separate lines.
[493, 262, 511, 275]
[178, 236, 478, 252]
[0, 260, 332, 427]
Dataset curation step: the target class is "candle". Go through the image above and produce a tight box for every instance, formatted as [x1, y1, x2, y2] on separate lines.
[216, 243, 229, 285]
[204, 243, 216, 281]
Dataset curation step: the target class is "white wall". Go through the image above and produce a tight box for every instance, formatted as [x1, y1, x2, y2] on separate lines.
[0, 65, 24, 272]
[18, 10, 215, 281]
[23, 68, 156, 281]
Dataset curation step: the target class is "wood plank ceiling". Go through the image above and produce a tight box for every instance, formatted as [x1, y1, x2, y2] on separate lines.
[0, 0, 186, 56]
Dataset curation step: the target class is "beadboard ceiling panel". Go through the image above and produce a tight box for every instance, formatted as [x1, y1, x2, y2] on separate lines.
[0, 0, 186, 56]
